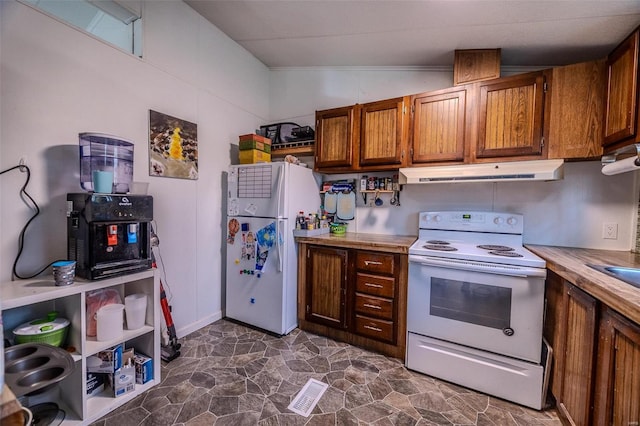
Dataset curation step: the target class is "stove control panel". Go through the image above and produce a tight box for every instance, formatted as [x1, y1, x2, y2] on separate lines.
[419, 211, 523, 234]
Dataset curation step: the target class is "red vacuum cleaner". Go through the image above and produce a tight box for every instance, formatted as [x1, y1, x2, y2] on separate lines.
[160, 279, 181, 362]
[150, 224, 181, 362]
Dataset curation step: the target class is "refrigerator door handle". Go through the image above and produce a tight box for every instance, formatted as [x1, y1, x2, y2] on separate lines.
[275, 164, 284, 216]
[277, 219, 285, 272]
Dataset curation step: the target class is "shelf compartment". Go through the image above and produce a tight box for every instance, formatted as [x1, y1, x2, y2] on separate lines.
[85, 325, 154, 357]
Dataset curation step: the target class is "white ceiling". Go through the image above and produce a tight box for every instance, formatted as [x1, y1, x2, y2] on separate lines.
[185, 0, 640, 68]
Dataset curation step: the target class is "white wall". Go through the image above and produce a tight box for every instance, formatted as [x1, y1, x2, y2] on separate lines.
[269, 68, 640, 250]
[0, 0, 270, 337]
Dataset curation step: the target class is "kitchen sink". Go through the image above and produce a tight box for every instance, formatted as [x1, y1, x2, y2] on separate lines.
[588, 264, 640, 289]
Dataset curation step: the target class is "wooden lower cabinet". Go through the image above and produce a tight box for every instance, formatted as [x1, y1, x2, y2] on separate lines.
[546, 270, 640, 425]
[594, 306, 640, 425]
[298, 243, 407, 359]
[305, 246, 348, 329]
[545, 271, 598, 425]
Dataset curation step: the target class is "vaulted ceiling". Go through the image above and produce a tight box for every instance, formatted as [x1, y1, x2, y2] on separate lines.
[186, 0, 640, 68]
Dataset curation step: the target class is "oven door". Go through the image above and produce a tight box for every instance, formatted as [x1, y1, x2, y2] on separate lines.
[407, 255, 546, 363]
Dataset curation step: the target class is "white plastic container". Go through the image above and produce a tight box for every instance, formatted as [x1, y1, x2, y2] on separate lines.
[96, 304, 124, 341]
[79, 133, 134, 194]
[124, 294, 147, 330]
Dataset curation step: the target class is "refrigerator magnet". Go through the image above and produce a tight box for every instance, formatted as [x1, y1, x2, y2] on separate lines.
[227, 218, 240, 244]
[244, 203, 258, 215]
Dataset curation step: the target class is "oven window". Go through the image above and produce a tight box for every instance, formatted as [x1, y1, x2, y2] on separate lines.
[430, 278, 511, 329]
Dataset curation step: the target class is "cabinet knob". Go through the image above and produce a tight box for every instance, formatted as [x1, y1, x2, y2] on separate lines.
[363, 303, 382, 310]
[364, 260, 382, 266]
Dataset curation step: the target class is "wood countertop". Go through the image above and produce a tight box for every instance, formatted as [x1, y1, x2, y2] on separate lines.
[294, 232, 416, 254]
[527, 245, 640, 325]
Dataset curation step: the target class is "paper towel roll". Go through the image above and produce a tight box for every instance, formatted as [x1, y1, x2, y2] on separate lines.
[602, 156, 640, 175]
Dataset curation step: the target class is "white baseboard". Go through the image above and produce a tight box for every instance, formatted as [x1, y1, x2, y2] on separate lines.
[175, 311, 223, 339]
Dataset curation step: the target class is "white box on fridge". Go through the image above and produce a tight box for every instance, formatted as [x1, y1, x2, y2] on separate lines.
[225, 162, 321, 335]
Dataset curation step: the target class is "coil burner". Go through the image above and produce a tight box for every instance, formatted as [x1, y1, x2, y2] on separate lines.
[477, 244, 514, 251]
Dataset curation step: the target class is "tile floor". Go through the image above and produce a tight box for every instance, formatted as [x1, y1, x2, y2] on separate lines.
[93, 319, 562, 425]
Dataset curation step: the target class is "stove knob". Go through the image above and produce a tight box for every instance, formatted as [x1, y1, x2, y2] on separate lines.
[433, 214, 442, 222]
[422, 213, 430, 222]
[507, 217, 518, 226]
[493, 216, 504, 225]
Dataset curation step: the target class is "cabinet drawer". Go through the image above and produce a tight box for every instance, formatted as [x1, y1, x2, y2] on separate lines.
[354, 315, 394, 343]
[356, 252, 395, 275]
[356, 273, 395, 298]
[355, 293, 393, 320]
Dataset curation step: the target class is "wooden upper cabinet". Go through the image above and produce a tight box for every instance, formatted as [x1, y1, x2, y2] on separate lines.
[359, 97, 409, 169]
[410, 86, 467, 164]
[475, 71, 547, 160]
[315, 105, 358, 171]
[603, 28, 639, 149]
[547, 59, 605, 160]
[453, 49, 501, 86]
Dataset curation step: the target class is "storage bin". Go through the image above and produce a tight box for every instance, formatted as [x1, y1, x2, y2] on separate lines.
[239, 149, 271, 164]
[124, 293, 147, 330]
[239, 134, 272, 153]
[96, 304, 124, 341]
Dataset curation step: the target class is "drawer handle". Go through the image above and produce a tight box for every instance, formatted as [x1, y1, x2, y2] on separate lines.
[365, 283, 383, 288]
[363, 303, 382, 310]
[364, 260, 383, 266]
[364, 325, 382, 332]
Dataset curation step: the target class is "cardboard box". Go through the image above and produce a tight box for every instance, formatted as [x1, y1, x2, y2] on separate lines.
[239, 139, 271, 153]
[108, 348, 135, 397]
[86, 372, 106, 397]
[134, 353, 153, 384]
[87, 345, 122, 373]
[239, 134, 271, 153]
[239, 149, 271, 164]
[239, 133, 272, 145]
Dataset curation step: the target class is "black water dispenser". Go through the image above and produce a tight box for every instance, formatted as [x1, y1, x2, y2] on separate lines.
[67, 193, 153, 280]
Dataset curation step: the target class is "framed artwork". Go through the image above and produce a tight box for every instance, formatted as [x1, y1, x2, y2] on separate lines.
[149, 110, 198, 180]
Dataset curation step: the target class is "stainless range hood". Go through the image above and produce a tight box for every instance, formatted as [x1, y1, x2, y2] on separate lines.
[399, 159, 564, 184]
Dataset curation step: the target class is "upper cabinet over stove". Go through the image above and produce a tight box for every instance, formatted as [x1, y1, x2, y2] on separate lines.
[603, 26, 640, 152]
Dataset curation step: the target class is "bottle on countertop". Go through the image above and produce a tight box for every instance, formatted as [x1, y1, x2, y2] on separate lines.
[296, 211, 305, 230]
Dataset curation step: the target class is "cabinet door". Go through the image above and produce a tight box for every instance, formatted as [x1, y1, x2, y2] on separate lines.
[305, 246, 348, 329]
[476, 71, 546, 159]
[557, 282, 598, 426]
[359, 97, 408, 169]
[594, 307, 640, 425]
[548, 59, 605, 160]
[410, 87, 467, 164]
[544, 271, 565, 400]
[315, 105, 358, 170]
[603, 29, 639, 147]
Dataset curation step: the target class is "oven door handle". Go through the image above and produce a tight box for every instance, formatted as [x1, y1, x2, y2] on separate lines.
[408, 255, 547, 278]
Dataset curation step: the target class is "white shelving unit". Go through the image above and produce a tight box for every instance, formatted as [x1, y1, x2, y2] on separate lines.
[1, 270, 160, 425]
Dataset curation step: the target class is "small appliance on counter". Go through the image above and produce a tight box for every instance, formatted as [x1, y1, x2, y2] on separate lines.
[66, 193, 153, 280]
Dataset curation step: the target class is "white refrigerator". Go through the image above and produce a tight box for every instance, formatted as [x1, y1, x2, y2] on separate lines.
[225, 162, 321, 335]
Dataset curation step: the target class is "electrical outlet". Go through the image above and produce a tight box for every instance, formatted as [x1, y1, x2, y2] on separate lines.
[603, 222, 618, 239]
[18, 156, 27, 172]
